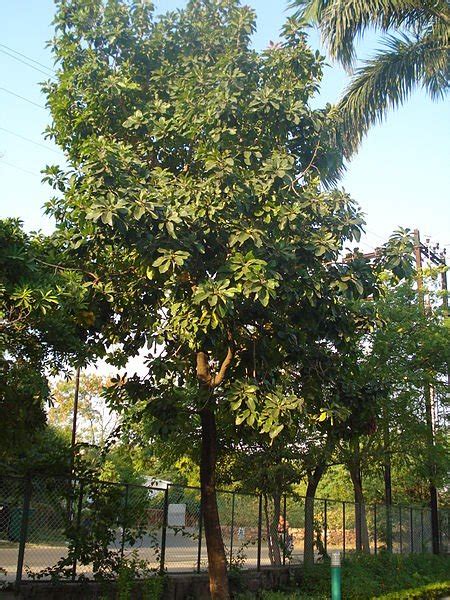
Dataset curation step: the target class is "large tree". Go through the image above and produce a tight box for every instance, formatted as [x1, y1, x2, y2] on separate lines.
[293, 0, 450, 155]
[45, 1, 409, 596]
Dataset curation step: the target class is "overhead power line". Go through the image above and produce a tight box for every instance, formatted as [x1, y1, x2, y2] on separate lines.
[0, 126, 64, 156]
[0, 158, 39, 177]
[366, 229, 385, 241]
[0, 86, 46, 109]
[358, 240, 376, 252]
[0, 43, 56, 74]
[0, 47, 55, 78]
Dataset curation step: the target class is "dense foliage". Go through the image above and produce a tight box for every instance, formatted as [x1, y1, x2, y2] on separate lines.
[0, 218, 88, 466]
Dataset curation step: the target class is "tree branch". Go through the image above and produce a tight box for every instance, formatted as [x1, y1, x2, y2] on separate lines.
[196, 337, 235, 390]
[211, 345, 234, 387]
[196, 351, 213, 387]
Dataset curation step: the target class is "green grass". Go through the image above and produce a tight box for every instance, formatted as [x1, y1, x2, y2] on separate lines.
[300, 552, 450, 599]
[237, 582, 450, 600]
[237, 594, 327, 600]
[236, 553, 450, 599]
[377, 581, 450, 599]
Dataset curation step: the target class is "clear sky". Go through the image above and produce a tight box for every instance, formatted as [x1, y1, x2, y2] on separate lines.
[1, 0, 449, 254]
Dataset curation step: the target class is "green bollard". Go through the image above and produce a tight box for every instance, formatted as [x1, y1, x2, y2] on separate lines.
[331, 551, 342, 600]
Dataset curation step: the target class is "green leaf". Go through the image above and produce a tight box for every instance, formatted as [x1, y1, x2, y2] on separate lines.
[166, 221, 175, 237]
[152, 256, 167, 268]
[269, 424, 284, 439]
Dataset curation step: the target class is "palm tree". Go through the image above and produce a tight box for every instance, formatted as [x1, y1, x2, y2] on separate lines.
[292, 0, 449, 156]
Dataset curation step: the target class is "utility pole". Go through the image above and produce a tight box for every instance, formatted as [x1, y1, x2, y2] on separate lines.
[67, 366, 81, 521]
[70, 366, 81, 478]
[442, 257, 448, 312]
[382, 404, 393, 552]
[441, 253, 450, 432]
[420, 235, 449, 429]
[413, 229, 440, 554]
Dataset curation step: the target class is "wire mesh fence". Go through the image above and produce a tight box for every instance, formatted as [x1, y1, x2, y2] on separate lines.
[0, 474, 448, 585]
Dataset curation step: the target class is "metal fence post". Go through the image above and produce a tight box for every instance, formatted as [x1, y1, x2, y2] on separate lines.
[282, 493, 287, 566]
[120, 484, 129, 561]
[420, 509, 424, 552]
[399, 506, 403, 554]
[160, 486, 169, 574]
[409, 507, 414, 554]
[71, 480, 84, 581]
[342, 502, 346, 557]
[386, 502, 393, 553]
[229, 492, 235, 566]
[357, 501, 362, 552]
[441, 511, 450, 552]
[324, 499, 328, 556]
[197, 503, 203, 573]
[257, 494, 262, 571]
[374, 504, 377, 555]
[15, 474, 32, 588]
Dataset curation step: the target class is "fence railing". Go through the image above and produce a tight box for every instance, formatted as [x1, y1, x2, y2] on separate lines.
[0, 474, 448, 585]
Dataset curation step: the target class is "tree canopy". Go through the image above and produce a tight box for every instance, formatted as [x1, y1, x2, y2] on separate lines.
[41, 1, 418, 596]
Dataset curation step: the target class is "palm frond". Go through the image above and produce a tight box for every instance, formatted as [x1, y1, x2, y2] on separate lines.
[338, 31, 450, 156]
[293, 0, 449, 70]
[290, 0, 333, 23]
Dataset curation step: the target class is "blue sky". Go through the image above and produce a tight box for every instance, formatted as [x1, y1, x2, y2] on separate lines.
[1, 0, 449, 253]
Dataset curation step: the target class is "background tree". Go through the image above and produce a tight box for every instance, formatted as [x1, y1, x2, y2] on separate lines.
[49, 373, 118, 446]
[0, 218, 88, 468]
[311, 275, 449, 548]
[293, 0, 450, 155]
[365, 277, 450, 510]
[300, 345, 381, 559]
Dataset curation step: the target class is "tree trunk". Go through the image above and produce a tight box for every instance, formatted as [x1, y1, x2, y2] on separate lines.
[200, 406, 230, 600]
[264, 492, 282, 566]
[303, 464, 326, 566]
[349, 463, 370, 553]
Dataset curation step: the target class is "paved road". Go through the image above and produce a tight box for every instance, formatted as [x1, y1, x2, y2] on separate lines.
[1, 529, 343, 582]
[0, 531, 268, 582]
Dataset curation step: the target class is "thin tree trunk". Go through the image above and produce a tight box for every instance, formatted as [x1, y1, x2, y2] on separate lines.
[264, 494, 274, 565]
[200, 406, 230, 600]
[271, 492, 282, 565]
[304, 464, 326, 566]
[264, 492, 282, 566]
[349, 459, 370, 553]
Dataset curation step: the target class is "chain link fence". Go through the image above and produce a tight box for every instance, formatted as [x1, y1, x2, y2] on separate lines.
[0, 474, 448, 585]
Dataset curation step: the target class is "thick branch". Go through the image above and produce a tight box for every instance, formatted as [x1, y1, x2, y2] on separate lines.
[196, 345, 234, 390]
[211, 345, 234, 387]
[197, 351, 213, 387]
